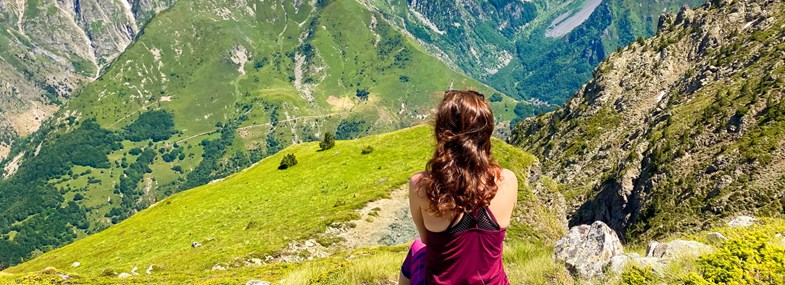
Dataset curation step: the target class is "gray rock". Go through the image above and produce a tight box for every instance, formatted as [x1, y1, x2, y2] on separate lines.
[245, 281, 271, 285]
[211, 264, 227, 271]
[554, 221, 624, 279]
[608, 255, 630, 274]
[728, 216, 757, 227]
[706, 232, 728, 243]
[118, 272, 133, 279]
[646, 240, 712, 258]
[146, 265, 154, 275]
[192, 242, 202, 248]
[71, 262, 80, 268]
[632, 257, 667, 273]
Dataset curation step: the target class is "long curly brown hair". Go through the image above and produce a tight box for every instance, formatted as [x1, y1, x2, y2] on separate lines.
[418, 90, 501, 217]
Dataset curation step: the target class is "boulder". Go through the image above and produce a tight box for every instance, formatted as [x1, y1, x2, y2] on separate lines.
[646, 240, 712, 258]
[706, 232, 728, 243]
[608, 255, 631, 274]
[71, 262, 80, 268]
[192, 242, 202, 248]
[246, 281, 271, 285]
[554, 221, 624, 279]
[727, 216, 757, 227]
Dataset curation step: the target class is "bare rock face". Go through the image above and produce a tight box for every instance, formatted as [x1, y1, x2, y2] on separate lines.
[554, 221, 624, 279]
[0, 0, 174, 157]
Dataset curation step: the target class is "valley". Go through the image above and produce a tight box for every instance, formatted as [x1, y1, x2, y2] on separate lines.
[3, 0, 785, 284]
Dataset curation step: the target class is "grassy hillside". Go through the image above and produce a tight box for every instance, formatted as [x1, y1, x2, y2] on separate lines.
[0, 0, 529, 267]
[1, 125, 569, 284]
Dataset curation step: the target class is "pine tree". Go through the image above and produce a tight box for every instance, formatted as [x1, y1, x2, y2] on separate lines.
[320, 132, 335, 151]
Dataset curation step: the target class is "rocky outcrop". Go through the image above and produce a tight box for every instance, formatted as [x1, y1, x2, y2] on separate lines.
[554, 221, 623, 279]
[513, 0, 785, 241]
[556, 222, 720, 280]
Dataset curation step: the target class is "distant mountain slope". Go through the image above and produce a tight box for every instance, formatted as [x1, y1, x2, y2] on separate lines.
[0, 0, 522, 268]
[360, 0, 705, 104]
[512, 0, 785, 241]
[0, 0, 174, 158]
[2, 125, 565, 283]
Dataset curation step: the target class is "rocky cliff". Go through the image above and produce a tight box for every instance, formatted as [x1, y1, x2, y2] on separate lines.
[0, 0, 174, 158]
[512, 0, 785, 242]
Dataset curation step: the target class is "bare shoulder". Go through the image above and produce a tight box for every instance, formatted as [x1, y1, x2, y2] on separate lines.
[410, 171, 427, 184]
[409, 172, 427, 197]
[499, 168, 518, 187]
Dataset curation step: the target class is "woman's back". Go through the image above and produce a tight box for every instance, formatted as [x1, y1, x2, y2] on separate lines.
[409, 169, 518, 285]
[399, 90, 518, 285]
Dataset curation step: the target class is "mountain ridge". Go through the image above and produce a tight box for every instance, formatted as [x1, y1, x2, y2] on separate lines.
[512, 0, 785, 241]
[0, 0, 175, 157]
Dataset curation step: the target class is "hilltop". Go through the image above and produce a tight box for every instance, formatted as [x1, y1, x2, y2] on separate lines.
[512, 0, 785, 242]
[1, 125, 568, 284]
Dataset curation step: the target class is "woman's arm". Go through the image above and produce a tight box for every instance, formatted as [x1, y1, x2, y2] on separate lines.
[409, 173, 428, 244]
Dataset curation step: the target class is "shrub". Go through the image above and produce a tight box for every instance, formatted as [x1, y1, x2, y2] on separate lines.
[356, 89, 369, 101]
[490, 93, 503, 103]
[622, 266, 659, 285]
[361, 146, 374, 154]
[278, 154, 298, 170]
[320, 132, 335, 151]
[680, 232, 785, 284]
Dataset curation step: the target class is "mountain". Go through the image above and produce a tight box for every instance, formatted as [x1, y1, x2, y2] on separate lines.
[0, 0, 174, 158]
[512, 0, 785, 242]
[0, 0, 525, 268]
[1, 125, 568, 284]
[360, 0, 706, 104]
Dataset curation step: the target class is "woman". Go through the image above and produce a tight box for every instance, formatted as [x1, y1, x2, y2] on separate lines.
[400, 90, 518, 285]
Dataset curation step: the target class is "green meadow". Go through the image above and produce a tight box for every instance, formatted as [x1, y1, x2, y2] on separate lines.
[2, 125, 569, 284]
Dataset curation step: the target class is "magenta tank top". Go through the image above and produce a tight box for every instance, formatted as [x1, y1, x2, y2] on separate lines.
[424, 207, 510, 285]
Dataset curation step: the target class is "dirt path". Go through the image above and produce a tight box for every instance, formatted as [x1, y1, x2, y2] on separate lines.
[272, 187, 418, 263]
[338, 187, 417, 248]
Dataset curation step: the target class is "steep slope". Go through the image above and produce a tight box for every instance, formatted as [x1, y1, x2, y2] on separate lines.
[360, 0, 705, 104]
[2, 125, 566, 284]
[0, 0, 523, 268]
[512, 0, 785, 242]
[0, 0, 174, 158]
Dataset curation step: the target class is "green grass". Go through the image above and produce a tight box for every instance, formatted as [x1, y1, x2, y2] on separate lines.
[1, 0, 549, 272]
[2, 124, 557, 283]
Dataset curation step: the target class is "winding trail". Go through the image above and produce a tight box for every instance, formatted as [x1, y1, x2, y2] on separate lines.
[175, 111, 348, 143]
